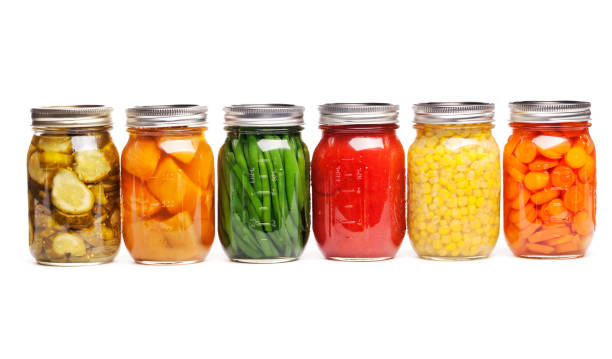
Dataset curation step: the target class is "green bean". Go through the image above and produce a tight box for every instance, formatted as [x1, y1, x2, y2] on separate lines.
[231, 214, 263, 258]
[257, 149, 273, 232]
[230, 164, 264, 220]
[219, 130, 310, 261]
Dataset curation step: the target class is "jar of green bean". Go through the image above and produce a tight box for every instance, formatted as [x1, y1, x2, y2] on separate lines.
[219, 104, 310, 263]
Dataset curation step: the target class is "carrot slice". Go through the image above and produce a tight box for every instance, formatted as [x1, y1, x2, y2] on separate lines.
[121, 137, 161, 179]
[505, 223, 520, 244]
[504, 177, 520, 200]
[578, 156, 595, 183]
[550, 165, 575, 190]
[504, 134, 521, 158]
[555, 241, 579, 253]
[531, 188, 560, 205]
[524, 171, 550, 191]
[122, 172, 162, 218]
[533, 136, 571, 159]
[511, 190, 531, 209]
[574, 135, 595, 154]
[526, 242, 555, 254]
[529, 159, 559, 171]
[527, 225, 571, 243]
[504, 154, 528, 174]
[544, 198, 565, 216]
[544, 234, 575, 246]
[565, 146, 588, 169]
[573, 210, 594, 236]
[520, 220, 542, 238]
[184, 138, 214, 190]
[515, 140, 537, 163]
[146, 156, 202, 214]
[563, 184, 586, 212]
[509, 203, 536, 228]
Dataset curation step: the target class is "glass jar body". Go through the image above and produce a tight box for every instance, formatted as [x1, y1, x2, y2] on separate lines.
[121, 127, 215, 264]
[218, 127, 310, 263]
[503, 122, 596, 258]
[27, 128, 121, 265]
[312, 124, 405, 261]
[408, 123, 500, 260]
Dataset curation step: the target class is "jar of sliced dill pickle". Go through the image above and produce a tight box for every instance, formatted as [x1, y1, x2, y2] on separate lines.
[28, 106, 121, 265]
[219, 104, 310, 263]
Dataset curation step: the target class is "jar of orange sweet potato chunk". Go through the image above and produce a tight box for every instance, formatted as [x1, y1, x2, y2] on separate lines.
[121, 105, 214, 264]
[503, 101, 595, 258]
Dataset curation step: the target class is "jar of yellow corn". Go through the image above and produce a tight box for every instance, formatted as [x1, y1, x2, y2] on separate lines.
[408, 102, 500, 260]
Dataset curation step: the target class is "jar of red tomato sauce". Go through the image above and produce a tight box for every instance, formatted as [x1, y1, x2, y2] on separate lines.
[504, 101, 596, 258]
[312, 103, 405, 261]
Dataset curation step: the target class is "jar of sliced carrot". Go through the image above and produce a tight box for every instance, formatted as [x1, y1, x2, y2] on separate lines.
[503, 101, 596, 258]
[121, 105, 214, 264]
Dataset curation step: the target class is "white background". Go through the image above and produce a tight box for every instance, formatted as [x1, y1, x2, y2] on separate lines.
[1, 1, 610, 358]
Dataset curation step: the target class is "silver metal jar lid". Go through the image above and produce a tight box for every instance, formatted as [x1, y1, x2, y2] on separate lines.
[126, 104, 207, 128]
[224, 104, 304, 127]
[509, 101, 591, 123]
[319, 103, 399, 125]
[31, 105, 113, 129]
[413, 102, 495, 124]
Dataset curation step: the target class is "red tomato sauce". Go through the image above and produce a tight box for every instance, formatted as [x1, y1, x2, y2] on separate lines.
[312, 124, 406, 259]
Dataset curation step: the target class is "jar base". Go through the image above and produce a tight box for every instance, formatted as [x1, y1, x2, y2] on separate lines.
[135, 259, 204, 265]
[419, 255, 489, 261]
[36, 258, 114, 266]
[517, 254, 584, 260]
[231, 257, 298, 264]
[327, 256, 393, 262]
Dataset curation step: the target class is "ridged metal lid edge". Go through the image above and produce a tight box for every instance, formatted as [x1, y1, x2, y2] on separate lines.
[509, 101, 591, 123]
[126, 104, 208, 128]
[224, 104, 304, 127]
[319, 103, 399, 125]
[413, 102, 495, 124]
[31, 105, 113, 128]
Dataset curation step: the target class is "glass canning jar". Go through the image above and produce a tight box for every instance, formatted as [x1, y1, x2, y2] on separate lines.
[503, 101, 596, 258]
[122, 105, 214, 264]
[28, 106, 121, 265]
[312, 103, 405, 261]
[408, 102, 500, 260]
[218, 104, 310, 263]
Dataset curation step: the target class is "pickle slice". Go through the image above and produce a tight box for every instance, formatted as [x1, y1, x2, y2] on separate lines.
[76, 228, 104, 248]
[51, 169, 94, 214]
[101, 142, 119, 167]
[37, 136, 72, 153]
[28, 152, 54, 186]
[50, 232, 86, 258]
[53, 210, 94, 229]
[74, 149, 111, 183]
[40, 151, 73, 168]
[89, 184, 108, 205]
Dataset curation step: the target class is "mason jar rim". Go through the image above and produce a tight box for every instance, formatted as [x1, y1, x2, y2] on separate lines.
[126, 104, 207, 128]
[224, 104, 304, 127]
[509, 101, 591, 123]
[413, 102, 495, 124]
[318, 103, 399, 125]
[31, 105, 113, 129]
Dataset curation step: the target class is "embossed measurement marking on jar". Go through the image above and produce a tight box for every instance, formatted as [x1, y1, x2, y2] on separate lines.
[335, 158, 365, 227]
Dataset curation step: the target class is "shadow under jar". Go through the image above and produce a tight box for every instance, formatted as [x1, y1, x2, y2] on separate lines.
[121, 105, 215, 265]
[218, 104, 310, 263]
[312, 103, 405, 261]
[503, 101, 596, 259]
[28, 106, 121, 266]
[408, 103, 500, 260]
